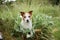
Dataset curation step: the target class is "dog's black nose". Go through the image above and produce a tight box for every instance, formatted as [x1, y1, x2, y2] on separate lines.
[27, 20, 29, 22]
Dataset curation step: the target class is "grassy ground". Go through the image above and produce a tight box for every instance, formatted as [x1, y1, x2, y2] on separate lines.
[0, 0, 60, 40]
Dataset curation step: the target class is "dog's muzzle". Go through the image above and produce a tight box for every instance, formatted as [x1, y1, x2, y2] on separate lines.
[26, 20, 29, 23]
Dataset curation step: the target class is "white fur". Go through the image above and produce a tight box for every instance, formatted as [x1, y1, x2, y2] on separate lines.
[21, 20, 32, 30]
[20, 13, 33, 38]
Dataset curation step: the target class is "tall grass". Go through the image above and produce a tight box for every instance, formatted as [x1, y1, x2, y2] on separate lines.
[0, 0, 60, 40]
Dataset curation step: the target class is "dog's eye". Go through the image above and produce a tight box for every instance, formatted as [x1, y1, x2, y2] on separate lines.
[24, 16, 26, 18]
[28, 16, 30, 18]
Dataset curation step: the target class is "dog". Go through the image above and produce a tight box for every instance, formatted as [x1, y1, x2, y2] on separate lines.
[20, 11, 34, 38]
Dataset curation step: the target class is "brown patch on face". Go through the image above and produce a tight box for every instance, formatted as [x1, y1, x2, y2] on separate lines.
[30, 16, 32, 19]
[20, 12, 25, 20]
[28, 11, 33, 19]
[28, 15, 32, 20]
[23, 16, 26, 20]
[20, 12, 25, 16]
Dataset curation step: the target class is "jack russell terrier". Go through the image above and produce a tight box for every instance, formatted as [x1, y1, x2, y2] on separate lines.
[20, 11, 34, 38]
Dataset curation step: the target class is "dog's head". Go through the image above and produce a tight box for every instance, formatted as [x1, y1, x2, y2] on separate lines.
[20, 11, 33, 23]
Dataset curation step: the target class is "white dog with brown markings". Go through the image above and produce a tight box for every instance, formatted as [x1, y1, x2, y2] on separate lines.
[20, 11, 34, 38]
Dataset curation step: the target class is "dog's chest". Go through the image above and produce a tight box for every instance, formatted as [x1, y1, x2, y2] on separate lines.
[21, 22, 32, 30]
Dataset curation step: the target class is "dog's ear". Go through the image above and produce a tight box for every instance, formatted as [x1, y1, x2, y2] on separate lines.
[20, 12, 25, 16]
[28, 11, 33, 15]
